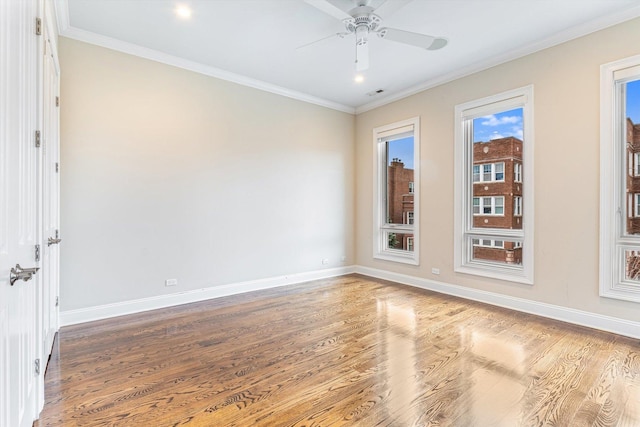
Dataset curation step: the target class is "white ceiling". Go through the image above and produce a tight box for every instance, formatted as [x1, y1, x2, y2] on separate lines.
[55, 0, 640, 113]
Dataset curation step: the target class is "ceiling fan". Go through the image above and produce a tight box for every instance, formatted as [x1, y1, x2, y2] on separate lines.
[303, 0, 448, 72]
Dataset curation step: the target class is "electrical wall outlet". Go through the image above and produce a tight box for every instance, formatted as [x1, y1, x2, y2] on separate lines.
[322, 258, 329, 265]
[165, 279, 178, 287]
[431, 268, 440, 275]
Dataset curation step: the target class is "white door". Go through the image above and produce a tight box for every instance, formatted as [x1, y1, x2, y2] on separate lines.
[41, 23, 60, 362]
[0, 1, 43, 426]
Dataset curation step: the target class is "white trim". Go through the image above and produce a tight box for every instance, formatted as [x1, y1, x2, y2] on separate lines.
[54, 1, 640, 115]
[355, 5, 640, 114]
[355, 266, 640, 340]
[373, 117, 420, 265]
[51, 0, 354, 115]
[454, 85, 534, 284]
[60, 264, 640, 340]
[600, 54, 640, 303]
[60, 266, 355, 326]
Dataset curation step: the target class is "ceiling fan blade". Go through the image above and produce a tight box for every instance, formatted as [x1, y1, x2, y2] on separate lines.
[356, 40, 369, 71]
[297, 32, 349, 50]
[378, 27, 448, 50]
[304, 0, 353, 21]
[373, 0, 412, 19]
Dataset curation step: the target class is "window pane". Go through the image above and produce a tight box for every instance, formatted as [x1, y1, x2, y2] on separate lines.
[495, 196, 504, 215]
[624, 79, 640, 235]
[472, 108, 524, 229]
[386, 232, 414, 252]
[469, 237, 523, 265]
[483, 164, 491, 181]
[386, 137, 414, 225]
[495, 162, 504, 181]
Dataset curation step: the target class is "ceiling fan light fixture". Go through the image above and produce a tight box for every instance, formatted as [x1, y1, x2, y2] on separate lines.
[175, 4, 192, 19]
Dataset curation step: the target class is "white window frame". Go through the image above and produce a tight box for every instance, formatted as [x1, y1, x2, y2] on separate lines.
[514, 163, 522, 183]
[635, 153, 640, 176]
[514, 196, 522, 217]
[454, 86, 534, 284]
[409, 182, 414, 193]
[600, 54, 640, 302]
[472, 196, 504, 216]
[373, 117, 420, 265]
[473, 162, 505, 183]
[473, 239, 504, 248]
[405, 211, 414, 225]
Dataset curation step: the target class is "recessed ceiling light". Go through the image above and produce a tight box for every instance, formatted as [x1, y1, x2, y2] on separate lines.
[354, 74, 364, 83]
[175, 4, 192, 19]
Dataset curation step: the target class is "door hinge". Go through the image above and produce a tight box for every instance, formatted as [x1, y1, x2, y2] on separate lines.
[55, 96, 60, 107]
[36, 18, 42, 36]
[55, 162, 59, 173]
[35, 244, 40, 262]
[35, 130, 41, 148]
[55, 296, 59, 307]
[34, 358, 40, 375]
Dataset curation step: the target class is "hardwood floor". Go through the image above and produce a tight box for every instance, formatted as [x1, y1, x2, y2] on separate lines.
[35, 275, 640, 426]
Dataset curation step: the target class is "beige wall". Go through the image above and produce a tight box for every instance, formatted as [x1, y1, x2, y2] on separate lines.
[355, 18, 640, 323]
[59, 38, 355, 311]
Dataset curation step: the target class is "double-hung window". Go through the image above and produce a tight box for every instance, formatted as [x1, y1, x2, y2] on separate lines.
[454, 86, 534, 284]
[514, 163, 522, 182]
[473, 163, 505, 182]
[373, 117, 419, 265]
[600, 54, 640, 302]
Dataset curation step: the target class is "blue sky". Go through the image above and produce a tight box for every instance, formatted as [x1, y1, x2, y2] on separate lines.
[387, 136, 414, 169]
[474, 107, 523, 143]
[628, 79, 640, 123]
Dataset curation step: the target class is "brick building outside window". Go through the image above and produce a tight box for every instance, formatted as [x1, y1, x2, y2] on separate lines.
[473, 136, 523, 264]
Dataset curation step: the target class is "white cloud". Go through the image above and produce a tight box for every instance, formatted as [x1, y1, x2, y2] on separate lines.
[481, 114, 522, 127]
[489, 131, 504, 140]
[512, 126, 524, 139]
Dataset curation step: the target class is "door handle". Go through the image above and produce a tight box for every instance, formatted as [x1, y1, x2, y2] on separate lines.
[10, 264, 40, 286]
[47, 237, 62, 246]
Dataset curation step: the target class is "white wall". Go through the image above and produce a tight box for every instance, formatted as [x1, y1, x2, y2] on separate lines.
[355, 17, 640, 324]
[59, 38, 355, 311]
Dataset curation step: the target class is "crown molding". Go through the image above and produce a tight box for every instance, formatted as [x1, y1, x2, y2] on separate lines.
[52, 0, 355, 115]
[53, 0, 640, 115]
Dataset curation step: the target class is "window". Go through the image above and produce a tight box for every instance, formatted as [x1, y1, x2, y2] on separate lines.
[473, 239, 504, 248]
[374, 117, 419, 264]
[473, 196, 504, 216]
[473, 162, 505, 182]
[600, 54, 640, 302]
[454, 86, 534, 284]
[407, 237, 414, 251]
[514, 196, 522, 217]
[514, 163, 522, 182]
[405, 211, 414, 225]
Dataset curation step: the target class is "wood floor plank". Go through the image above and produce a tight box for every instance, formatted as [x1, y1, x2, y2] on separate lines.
[34, 275, 640, 426]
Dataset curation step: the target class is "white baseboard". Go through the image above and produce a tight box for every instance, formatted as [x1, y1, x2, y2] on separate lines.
[61, 264, 640, 340]
[354, 266, 640, 339]
[60, 266, 355, 326]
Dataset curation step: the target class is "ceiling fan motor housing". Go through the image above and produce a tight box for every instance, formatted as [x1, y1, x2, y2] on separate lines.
[344, 12, 381, 34]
